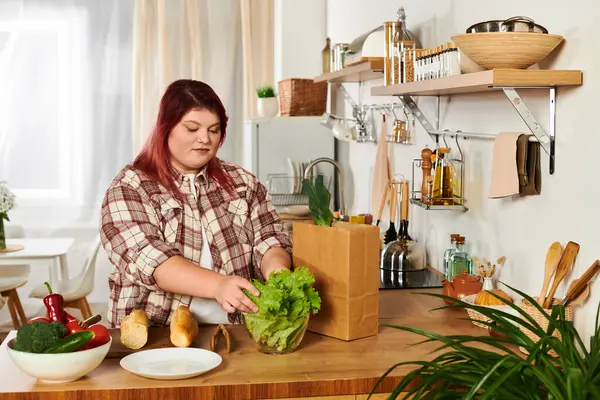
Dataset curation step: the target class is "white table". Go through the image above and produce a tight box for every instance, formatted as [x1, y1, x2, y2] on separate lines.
[0, 238, 74, 288]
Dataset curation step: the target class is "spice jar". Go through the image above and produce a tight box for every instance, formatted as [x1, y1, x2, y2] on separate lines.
[402, 48, 415, 83]
[384, 21, 402, 85]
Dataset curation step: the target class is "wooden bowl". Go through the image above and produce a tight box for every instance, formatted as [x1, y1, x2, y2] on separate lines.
[451, 32, 564, 70]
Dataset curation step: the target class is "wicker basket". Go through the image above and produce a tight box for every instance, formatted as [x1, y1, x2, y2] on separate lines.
[518, 296, 573, 357]
[466, 308, 493, 329]
[278, 79, 327, 116]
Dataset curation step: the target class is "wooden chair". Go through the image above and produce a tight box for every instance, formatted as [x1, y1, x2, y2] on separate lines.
[0, 266, 29, 329]
[30, 236, 100, 320]
[0, 224, 30, 329]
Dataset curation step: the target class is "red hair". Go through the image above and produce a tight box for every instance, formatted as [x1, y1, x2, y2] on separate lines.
[134, 79, 234, 199]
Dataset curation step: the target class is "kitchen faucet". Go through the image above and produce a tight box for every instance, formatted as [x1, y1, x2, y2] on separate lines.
[303, 157, 346, 217]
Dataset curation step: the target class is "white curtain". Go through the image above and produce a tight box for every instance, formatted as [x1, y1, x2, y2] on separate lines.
[240, 0, 274, 120]
[0, 0, 133, 229]
[132, 0, 243, 163]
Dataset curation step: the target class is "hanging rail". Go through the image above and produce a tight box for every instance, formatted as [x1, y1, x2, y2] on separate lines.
[396, 86, 557, 174]
[430, 129, 540, 142]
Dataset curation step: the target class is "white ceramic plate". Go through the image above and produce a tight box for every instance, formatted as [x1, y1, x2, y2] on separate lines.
[120, 348, 223, 380]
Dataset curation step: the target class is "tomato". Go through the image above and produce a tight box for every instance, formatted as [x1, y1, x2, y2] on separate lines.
[66, 320, 84, 335]
[77, 324, 111, 350]
[27, 316, 50, 324]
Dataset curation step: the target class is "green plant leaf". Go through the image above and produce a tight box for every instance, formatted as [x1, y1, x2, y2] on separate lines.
[256, 85, 276, 98]
[376, 285, 600, 399]
[302, 175, 333, 227]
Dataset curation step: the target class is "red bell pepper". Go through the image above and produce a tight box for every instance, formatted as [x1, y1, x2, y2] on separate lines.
[42, 282, 67, 324]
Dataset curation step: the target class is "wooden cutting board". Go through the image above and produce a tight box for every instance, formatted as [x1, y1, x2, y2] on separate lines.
[106, 326, 224, 359]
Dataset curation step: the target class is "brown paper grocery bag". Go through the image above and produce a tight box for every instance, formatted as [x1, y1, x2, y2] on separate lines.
[292, 220, 380, 341]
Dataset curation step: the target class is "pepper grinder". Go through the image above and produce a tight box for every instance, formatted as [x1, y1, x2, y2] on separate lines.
[420, 147, 433, 204]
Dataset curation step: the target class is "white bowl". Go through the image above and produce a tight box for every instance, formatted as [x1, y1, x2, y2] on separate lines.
[7, 336, 112, 383]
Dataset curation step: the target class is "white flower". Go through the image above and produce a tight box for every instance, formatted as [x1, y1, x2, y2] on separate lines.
[0, 181, 16, 215]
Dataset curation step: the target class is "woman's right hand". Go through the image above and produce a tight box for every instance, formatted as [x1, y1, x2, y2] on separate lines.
[213, 275, 260, 314]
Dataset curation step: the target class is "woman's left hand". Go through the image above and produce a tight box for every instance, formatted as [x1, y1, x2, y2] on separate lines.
[262, 264, 289, 280]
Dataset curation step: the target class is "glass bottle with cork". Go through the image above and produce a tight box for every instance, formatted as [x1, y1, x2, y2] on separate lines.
[321, 37, 331, 74]
[431, 147, 454, 205]
[448, 236, 474, 280]
[443, 233, 461, 279]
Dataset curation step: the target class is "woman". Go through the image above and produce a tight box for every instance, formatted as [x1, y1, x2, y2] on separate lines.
[100, 79, 292, 328]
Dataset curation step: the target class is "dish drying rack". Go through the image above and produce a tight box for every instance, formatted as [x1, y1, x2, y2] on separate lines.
[267, 174, 332, 206]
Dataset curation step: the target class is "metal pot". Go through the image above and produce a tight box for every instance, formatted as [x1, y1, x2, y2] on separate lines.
[466, 16, 548, 34]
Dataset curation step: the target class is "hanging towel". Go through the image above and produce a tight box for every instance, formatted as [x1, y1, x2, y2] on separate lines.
[516, 134, 542, 196]
[371, 116, 390, 216]
[488, 132, 522, 198]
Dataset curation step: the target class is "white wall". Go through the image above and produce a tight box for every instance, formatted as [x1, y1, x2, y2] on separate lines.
[328, 0, 600, 341]
[274, 0, 327, 83]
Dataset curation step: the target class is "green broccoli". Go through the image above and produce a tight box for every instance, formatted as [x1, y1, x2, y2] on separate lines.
[13, 321, 69, 353]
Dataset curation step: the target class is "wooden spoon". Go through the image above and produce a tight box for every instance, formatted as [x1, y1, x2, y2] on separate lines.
[538, 242, 563, 306]
[542, 241, 580, 309]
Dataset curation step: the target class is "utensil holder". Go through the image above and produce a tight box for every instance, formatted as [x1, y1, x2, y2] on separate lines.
[518, 297, 573, 357]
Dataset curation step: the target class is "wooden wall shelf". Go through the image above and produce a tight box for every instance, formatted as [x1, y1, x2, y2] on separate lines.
[368, 68, 583, 175]
[370, 69, 582, 97]
[314, 60, 384, 83]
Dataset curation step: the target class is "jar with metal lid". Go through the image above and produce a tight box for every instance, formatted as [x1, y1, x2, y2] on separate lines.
[330, 43, 349, 72]
[384, 21, 402, 85]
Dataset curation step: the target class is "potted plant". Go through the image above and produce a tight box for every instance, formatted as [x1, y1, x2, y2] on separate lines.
[0, 181, 16, 250]
[256, 85, 278, 118]
[370, 285, 600, 399]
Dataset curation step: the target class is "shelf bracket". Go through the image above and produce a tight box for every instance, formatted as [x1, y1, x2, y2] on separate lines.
[398, 88, 557, 175]
[397, 95, 438, 143]
[501, 87, 555, 175]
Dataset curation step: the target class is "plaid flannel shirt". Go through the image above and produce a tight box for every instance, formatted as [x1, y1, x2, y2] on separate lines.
[100, 159, 292, 328]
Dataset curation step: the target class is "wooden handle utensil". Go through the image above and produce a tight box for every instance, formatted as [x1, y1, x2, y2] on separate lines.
[559, 260, 600, 307]
[559, 278, 590, 307]
[389, 182, 397, 223]
[375, 180, 390, 226]
[384, 182, 398, 244]
[542, 241, 580, 309]
[400, 180, 409, 221]
[538, 242, 563, 307]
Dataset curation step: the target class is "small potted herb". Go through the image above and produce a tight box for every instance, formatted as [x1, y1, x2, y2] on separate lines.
[256, 85, 278, 118]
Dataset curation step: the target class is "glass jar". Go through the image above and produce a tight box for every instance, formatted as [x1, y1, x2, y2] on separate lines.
[384, 21, 401, 85]
[443, 233, 461, 279]
[244, 314, 310, 355]
[448, 237, 474, 280]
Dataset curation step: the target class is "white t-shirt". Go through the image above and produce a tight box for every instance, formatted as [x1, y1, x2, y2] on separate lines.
[185, 174, 230, 325]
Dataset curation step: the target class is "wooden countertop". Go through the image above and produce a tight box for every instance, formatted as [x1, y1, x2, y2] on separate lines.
[0, 289, 485, 399]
